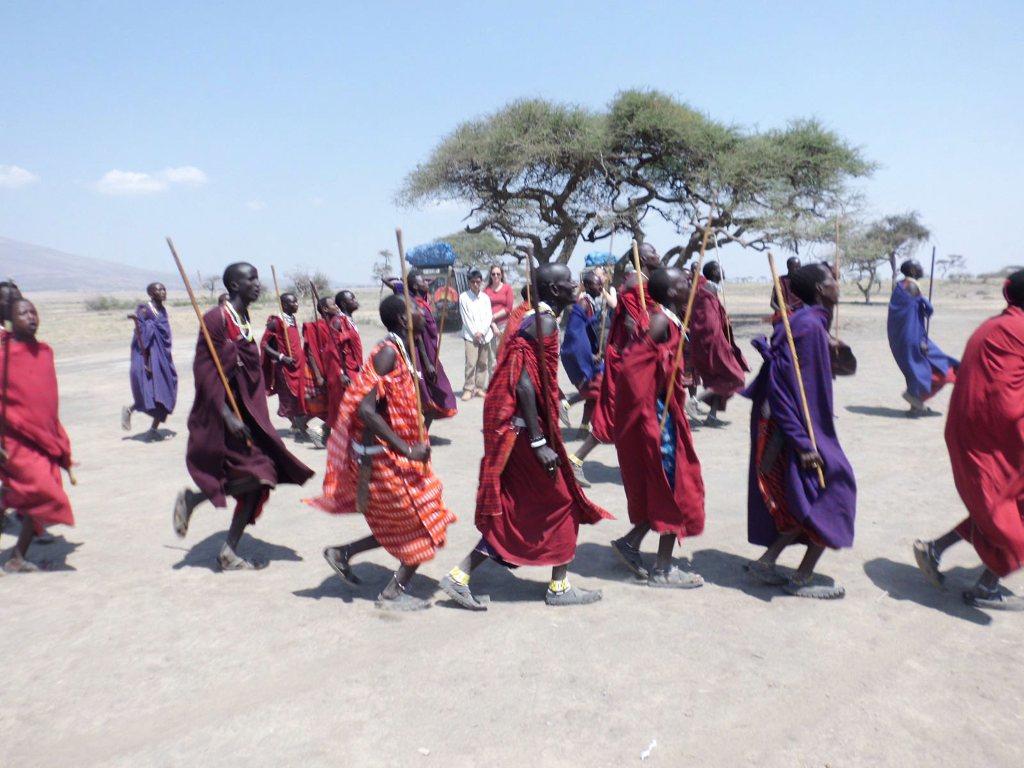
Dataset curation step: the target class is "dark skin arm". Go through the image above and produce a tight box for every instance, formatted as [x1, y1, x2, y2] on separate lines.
[517, 316, 559, 472]
[263, 332, 297, 369]
[306, 344, 324, 386]
[356, 345, 430, 462]
[415, 336, 437, 383]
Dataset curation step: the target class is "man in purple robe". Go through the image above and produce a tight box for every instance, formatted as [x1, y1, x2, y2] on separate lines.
[122, 282, 178, 441]
[743, 263, 857, 599]
[385, 270, 458, 429]
[887, 259, 958, 416]
[172, 263, 314, 570]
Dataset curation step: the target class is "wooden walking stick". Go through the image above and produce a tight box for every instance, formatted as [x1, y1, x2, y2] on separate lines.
[595, 231, 613, 361]
[518, 245, 554, 445]
[768, 252, 826, 489]
[925, 245, 937, 342]
[834, 217, 842, 340]
[270, 264, 292, 358]
[395, 228, 426, 443]
[659, 224, 712, 431]
[433, 266, 453, 368]
[631, 239, 649, 321]
[165, 237, 249, 445]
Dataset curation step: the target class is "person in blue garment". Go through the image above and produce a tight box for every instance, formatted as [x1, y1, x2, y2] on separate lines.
[122, 282, 178, 441]
[886, 259, 958, 416]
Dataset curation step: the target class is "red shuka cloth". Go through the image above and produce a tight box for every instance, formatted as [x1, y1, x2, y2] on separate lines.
[945, 305, 1024, 577]
[0, 337, 74, 533]
[332, 313, 363, 379]
[476, 318, 611, 566]
[614, 321, 705, 539]
[302, 318, 345, 425]
[689, 278, 749, 403]
[186, 307, 313, 517]
[309, 338, 454, 565]
[261, 315, 305, 417]
[590, 283, 658, 443]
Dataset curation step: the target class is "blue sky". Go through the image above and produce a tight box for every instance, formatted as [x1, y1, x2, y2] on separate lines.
[2, 1, 1021, 282]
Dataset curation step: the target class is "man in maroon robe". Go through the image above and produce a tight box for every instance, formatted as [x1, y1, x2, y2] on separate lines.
[173, 263, 314, 570]
[913, 270, 1024, 609]
[1, 299, 75, 572]
[689, 261, 749, 426]
[333, 290, 364, 388]
[261, 291, 308, 440]
[612, 268, 705, 587]
[302, 296, 345, 437]
[440, 262, 612, 610]
[569, 243, 661, 482]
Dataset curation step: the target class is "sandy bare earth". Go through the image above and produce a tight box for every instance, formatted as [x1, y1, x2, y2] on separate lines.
[2, 282, 1022, 768]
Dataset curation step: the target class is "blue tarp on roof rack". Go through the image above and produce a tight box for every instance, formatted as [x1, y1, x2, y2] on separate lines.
[407, 242, 457, 268]
[584, 251, 616, 267]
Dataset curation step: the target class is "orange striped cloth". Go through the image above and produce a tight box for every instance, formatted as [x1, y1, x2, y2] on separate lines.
[307, 336, 455, 564]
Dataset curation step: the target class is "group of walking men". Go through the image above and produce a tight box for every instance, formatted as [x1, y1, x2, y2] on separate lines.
[2, 250, 1023, 612]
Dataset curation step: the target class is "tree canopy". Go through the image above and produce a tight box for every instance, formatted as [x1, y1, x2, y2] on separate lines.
[400, 90, 875, 265]
[840, 211, 931, 303]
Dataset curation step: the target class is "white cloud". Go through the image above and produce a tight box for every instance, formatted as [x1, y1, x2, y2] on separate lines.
[309, 196, 324, 207]
[94, 165, 209, 195]
[246, 200, 267, 211]
[0, 164, 40, 188]
[161, 165, 208, 186]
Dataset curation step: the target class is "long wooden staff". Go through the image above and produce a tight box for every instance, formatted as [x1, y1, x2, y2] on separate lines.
[522, 247, 553, 442]
[270, 264, 292, 357]
[595, 230, 613, 360]
[395, 228, 426, 443]
[165, 237, 248, 442]
[925, 245, 937, 341]
[631, 239, 649, 321]
[834, 217, 842, 339]
[768, 252, 825, 489]
[433, 265, 453, 368]
[1, 323, 9, 504]
[659, 225, 711, 431]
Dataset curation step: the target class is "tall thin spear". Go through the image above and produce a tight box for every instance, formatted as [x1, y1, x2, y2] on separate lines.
[395, 228, 426, 443]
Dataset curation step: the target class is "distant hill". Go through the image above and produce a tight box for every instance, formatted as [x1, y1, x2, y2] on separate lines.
[0, 236, 180, 292]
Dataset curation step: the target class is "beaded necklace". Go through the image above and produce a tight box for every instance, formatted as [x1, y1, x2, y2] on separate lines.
[223, 300, 255, 342]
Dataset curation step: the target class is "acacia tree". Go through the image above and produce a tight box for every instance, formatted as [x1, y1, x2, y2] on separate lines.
[400, 91, 874, 265]
[436, 229, 510, 270]
[866, 211, 930, 289]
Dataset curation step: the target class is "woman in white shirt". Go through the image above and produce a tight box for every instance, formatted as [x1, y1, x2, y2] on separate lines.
[458, 270, 494, 399]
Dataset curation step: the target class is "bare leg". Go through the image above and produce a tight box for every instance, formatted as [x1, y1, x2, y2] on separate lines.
[933, 528, 963, 556]
[572, 433, 601, 462]
[4, 519, 39, 572]
[218, 492, 266, 570]
[439, 547, 489, 611]
[378, 563, 430, 610]
[746, 529, 800, 585]
[172, 487, 207, 538]
[545, 562, 602, 605]
[654, 532, 675, 571]
[612, 524, 650, 579]
[783, 544, 845, 599]
[913, 527, 963, 588]
[794, 544, 826, 581]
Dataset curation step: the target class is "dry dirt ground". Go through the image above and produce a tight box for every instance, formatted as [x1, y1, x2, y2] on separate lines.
[2, 281, 1021, 767]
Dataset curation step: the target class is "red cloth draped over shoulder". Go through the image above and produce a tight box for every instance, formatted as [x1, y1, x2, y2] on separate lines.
[302, 318, 345, 424]
[309, 338, 454, 565]
[496, 300, 532, 366]
[945, 305, 1024, 577]
[614, 321, 705, 539]
[476, 318, 611, 565]
[186, 306, 313, 511]
[689, 277, 749, 400]
[333, 313, 363, 379]
[0, 337, 74, 532]
[260, 315, 304, 399]
[590, 282, 658, 443]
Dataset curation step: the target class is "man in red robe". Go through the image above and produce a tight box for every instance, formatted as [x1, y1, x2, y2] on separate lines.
[261, 291, 308, 440]
[913, 270, 1024, 609]
[689, 261, 749, 427]
[0, 299, 75, 572]
[173, 263, 314, 570]
[333, 290, 364, 388]
[302, 296, 345, 438]
[440, 262, 613, 610]
[612, 268, 705, 587]
[568, 243, 661, 482]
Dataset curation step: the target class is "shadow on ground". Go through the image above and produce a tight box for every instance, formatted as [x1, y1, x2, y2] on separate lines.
[170, 532, 303, 572]
[580, 460, 622, 486]
[122, 428, 177, 442]
[846, 405, 942, 419]
[863, 557, 992, 625]
[1, 516, 81, 571]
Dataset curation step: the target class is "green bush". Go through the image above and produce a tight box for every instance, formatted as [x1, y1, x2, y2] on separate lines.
[84, 295, 143, 312]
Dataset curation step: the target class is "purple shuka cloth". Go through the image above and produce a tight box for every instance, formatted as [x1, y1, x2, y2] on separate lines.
[886, 281, 959, 399]
[742, 305, 857, 549]
[186, 306, 313, 508]
[129, 303, 178, 423]
[415, 297, 458, 416]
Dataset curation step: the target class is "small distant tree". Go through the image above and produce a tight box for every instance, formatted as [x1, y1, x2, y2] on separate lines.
[372, 249, 394, 291]
[936, 253, 966, 279]
[865, 211, 930, 289]
[198, 273, 219, 301]
[286, 266, 332, 304]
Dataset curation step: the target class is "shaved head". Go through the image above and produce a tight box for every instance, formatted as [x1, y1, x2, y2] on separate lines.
[649, 267, 684, 306]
